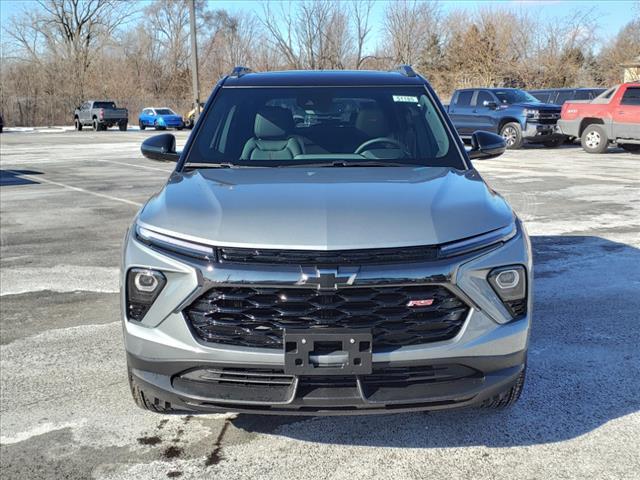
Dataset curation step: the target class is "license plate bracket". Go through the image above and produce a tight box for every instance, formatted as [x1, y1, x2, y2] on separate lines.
[283, 329, 372, 376]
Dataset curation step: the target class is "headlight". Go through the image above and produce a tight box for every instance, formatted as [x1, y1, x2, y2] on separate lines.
[136, 225, 216, 261]
[524, 108, 540, 119]
[126, 268, 166, 321]
[488, 265, 527, 318]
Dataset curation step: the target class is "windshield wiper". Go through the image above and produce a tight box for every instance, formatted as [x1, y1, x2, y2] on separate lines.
[185, 162, 246, 169]
[286, 160, 424, 168]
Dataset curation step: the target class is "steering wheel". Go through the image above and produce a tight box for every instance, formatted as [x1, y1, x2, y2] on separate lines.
[355, 137, 405, 155]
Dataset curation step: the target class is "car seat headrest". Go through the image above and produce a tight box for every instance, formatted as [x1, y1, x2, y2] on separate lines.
[255, 107, 295, 140]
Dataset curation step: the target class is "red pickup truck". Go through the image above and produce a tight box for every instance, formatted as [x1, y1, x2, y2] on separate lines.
[558, 82, 640, 153]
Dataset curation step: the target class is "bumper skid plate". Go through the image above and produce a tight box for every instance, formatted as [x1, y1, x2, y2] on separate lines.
[284, 329, 373, 376]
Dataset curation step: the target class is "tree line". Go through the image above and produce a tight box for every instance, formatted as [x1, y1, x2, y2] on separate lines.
[1, 0, 639, 126]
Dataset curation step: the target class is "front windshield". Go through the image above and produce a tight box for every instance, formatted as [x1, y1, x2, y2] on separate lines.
[155, 108, 176, 115]
[494, 90, 540, 105]
[187, 86, 465, 169]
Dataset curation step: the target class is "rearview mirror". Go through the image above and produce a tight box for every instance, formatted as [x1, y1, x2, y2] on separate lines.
[468, 130, 506, 160]
[141, 133, 179, 162]
[482, 100, 498, 109]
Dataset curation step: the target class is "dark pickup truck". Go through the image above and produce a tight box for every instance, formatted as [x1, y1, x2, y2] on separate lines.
[447, 88, 563, 149]
[74, 100, 128, 131]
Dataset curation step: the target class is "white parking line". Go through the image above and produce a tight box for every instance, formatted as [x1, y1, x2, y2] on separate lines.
[3, 169, 143, 207]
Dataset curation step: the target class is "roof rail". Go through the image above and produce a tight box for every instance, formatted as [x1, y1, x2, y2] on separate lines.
[229, 66, 253, 78]
[393, 65, 416, 77]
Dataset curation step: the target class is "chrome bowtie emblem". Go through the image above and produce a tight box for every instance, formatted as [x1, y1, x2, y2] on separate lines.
[297, 267, 358, 290]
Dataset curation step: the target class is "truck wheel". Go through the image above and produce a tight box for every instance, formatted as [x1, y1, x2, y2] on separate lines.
[128, 365, 179, 414]
[480, 367, 526, 409]
[543, 137, 563, 148]
[93, 118, 100, 131]
[75, 118, 82, 131]
[500, 122, 523, 149]
[119, 121, 128, 132]
[620, 144, 640, 153]
[581, 124, 609, 153]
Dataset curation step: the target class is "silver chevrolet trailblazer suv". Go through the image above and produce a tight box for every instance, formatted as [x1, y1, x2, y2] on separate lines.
[122, 66, 531, 415]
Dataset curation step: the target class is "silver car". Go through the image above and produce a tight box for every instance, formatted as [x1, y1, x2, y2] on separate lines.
[122, 66, 531, 415]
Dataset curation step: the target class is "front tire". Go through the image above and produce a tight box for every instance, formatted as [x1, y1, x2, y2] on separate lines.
[119, 121, 127, 132]
[480, 367, 526, 409]
[139, 121, 146, 131]
[620, 144, 640, 153]
[75, 118, 82, 131]
[581, 124, 609, 153]
[500, 122, 524, 149]
[93, 118, 99, 131]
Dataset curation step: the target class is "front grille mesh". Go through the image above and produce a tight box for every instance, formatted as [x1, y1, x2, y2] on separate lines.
[217, 245, 438, 265]
[184, 285, 469, 351]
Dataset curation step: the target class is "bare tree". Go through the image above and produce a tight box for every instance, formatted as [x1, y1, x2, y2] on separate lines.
[382, 0, 442, 65]
[351, 0, 374, 69]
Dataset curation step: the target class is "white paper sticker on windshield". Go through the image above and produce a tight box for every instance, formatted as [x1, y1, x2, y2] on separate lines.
[392, 95, 419, 103]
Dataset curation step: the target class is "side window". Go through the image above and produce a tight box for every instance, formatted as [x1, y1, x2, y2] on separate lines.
[456, 91, 473, 107]
[555, 91, 575, 105]
[620, 87, 640, 106]
[476, 91, 494, 107]
[574, 90, 591, 101]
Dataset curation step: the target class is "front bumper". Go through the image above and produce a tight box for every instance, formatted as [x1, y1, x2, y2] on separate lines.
[128, 350, 526, 415]
[556, 119, 581, 138]
[121, 221, 532, 414]
[523, 121, 563, 142]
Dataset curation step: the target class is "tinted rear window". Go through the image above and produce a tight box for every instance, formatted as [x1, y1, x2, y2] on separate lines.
[94, 102, 116, 109]
[621, 87, 640, 106]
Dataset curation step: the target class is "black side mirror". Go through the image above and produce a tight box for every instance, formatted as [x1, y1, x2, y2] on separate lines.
[468, 130, 506, 160]
[482, 100, 498, 109]
[141, 133, 179, 162]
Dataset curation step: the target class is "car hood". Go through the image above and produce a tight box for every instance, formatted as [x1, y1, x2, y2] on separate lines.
[511, 102, 561, 111]
[138, 167, 514, 250]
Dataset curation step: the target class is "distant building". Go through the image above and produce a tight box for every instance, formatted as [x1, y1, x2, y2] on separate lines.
[621, 55, 640, 82]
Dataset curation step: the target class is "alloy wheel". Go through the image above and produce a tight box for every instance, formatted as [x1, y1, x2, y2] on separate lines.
[502, 126, 517, 147]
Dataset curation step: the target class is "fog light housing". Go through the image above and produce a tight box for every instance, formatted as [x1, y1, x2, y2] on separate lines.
[126, 268, 166, 321]
[488, 265, 527, 318]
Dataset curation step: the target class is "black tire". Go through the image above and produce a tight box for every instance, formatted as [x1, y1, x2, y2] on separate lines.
[177, 126, 184, 131]
[119, 122, 127, 132]
[480, 367, 526, 409]
[93, 118, 99, 131]
[75, 118, 82, 131]
[500, 122, 524, 149]
[139, 121, 146, 131]
[543, 137, 563, 148]
[581, 124, 609, 153]
[128, 365, 178, 414]
[620, 144, 640, 153]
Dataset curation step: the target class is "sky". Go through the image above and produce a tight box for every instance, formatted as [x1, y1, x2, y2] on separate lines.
[0, 0, 636, 48]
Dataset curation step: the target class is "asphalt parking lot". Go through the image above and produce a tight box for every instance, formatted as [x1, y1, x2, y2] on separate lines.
[1, 129, 639, 480]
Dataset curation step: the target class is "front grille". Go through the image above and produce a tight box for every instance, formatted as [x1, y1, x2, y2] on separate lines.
[217, 245, 438, 265]
[535, 112, 561, 124]
[184, 285, 469, 351]
[361, 364, 478, 387]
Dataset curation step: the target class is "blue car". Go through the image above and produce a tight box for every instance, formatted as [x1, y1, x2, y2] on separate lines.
[138, 107, 184, 131]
